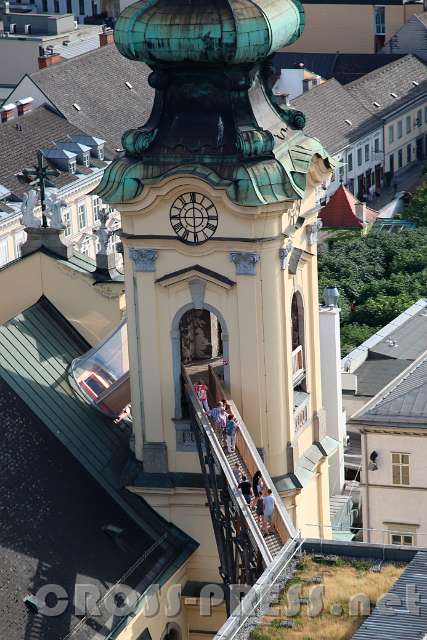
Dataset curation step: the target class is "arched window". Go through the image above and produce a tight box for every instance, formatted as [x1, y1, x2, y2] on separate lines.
[291, 291, 305, 386]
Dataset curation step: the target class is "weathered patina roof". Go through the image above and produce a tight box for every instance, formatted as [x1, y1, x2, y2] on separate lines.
[114, 0, 304, 65]
[96, 0, 334, 207]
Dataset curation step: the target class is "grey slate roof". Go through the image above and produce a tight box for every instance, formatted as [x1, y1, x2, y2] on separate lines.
[352, 551, 427, 640]
[0, 376, 151, 640]
[273, 52, 404, 85]
[347, 54, 427, 118]
[351, 350, 427, 426]
[27, 43, 154, 154]
[0, 104, 83, 198]
[354, 358, 412, 396]
[292, 79, 381, 154]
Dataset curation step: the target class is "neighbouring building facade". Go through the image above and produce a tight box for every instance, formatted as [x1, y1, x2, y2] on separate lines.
[0, 101, 119, 265]
[285, 0, 425, 54]
[351, 350, 427, 547]
[347, 54, 427, 182]
[293, 79, 384, 200]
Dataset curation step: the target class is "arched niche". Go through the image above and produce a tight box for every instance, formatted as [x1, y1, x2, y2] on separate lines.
[171, 302, 230, 419]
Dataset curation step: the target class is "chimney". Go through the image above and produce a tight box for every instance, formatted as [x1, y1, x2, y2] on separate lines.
[16, 97, 34, 116]
[0, 103, 17, 123]
[99, 25, 114, 46]
[38, 50, 62, 69]
[355, 201, 367, 225]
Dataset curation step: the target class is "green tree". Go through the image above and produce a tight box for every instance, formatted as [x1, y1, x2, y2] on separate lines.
[405, 179, 427, 227]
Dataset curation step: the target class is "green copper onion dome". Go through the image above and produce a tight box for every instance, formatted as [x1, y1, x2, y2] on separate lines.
[114, 0, 304, 65]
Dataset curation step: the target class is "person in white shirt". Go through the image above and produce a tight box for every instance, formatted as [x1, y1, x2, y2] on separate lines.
[262, 488, 275, 536]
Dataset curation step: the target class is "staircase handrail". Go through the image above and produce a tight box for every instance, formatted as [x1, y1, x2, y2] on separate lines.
[182, 366, 273, 566]
[208, 366, 298, 542]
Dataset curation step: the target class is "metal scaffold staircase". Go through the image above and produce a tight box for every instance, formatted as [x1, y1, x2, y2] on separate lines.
[182, 365, 300, 613]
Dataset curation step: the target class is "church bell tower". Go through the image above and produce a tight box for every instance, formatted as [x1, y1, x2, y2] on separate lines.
[97, 0, 336, 560]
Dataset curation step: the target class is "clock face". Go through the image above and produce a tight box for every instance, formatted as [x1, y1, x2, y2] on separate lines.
[169, 192, 218, 245]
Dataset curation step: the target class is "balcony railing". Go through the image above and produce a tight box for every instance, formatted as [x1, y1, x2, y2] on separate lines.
[294, 398, 309, 436]
[292, 345, 305, 385]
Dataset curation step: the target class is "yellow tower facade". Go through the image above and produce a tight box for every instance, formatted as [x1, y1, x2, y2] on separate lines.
[97, 0, 336, 578]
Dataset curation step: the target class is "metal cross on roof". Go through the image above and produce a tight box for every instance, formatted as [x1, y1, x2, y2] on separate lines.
[21, 150, 59, 228]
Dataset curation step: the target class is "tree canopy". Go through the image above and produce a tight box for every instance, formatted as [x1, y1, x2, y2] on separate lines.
[318, 229, 427, 356]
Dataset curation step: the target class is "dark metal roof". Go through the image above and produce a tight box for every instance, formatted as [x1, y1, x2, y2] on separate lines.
[355, 359, 412, 397]
[0, 376, 150, 640]
[273, 52, 404, 84]
[352, 352, 427, 425]
[0, 297, 197, 638]
[27, 44, 155, 155]
[292, 78, 381, 153]
[352, 551, 427, 640]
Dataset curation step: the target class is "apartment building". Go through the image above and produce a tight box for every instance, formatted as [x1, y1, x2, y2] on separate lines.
[0, 101, 115, 265]
[348, 54, 427, 180]
[285, 0, 424, 54]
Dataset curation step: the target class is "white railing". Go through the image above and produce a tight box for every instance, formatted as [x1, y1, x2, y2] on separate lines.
[292, 345, 304, 384]
[294, 399, 309, 435]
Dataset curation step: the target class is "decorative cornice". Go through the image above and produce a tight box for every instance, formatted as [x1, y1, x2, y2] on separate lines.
[279, 242, 293, 270]
[230, 251, 260, 276]
[129, 248, 158, 272]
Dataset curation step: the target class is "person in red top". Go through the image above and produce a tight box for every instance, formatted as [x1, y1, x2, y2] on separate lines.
[194, 380, 209, 412]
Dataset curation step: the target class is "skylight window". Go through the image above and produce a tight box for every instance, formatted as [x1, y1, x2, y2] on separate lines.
[73, 103, 81, 111]
[412, 80, 420, 87]
[390, 92, 398, 98]
[373, 101, 381, 108]
[344, 119, 352, 126]
[125, 81, 133, 89]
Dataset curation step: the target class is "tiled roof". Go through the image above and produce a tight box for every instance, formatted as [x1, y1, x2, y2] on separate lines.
[292, 79, 381, 153]
[54, 34, 100, 59]
[28, 43, 155, 154]
[273, 52, 404, 84]
[0, 104, 83, 198]
[351, 349, 427, 425]
[347, 54, 427, 118]
[319, 185, 379, 228]
[352, 551, 427, 640]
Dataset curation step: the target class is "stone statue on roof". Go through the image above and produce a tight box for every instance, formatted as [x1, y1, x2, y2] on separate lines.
[45, 189, 66, 230]
[20, 189, 40, 228]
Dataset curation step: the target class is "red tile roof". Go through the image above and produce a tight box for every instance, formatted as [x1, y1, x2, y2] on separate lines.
[319, 185, 378, 228]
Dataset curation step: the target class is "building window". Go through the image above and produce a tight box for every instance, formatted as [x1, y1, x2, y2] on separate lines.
[82, 152, 90, 167]
[374, 138, 380, 153]
[0, 237, 9, 266]
[78, 202, 87, 229]
[389, 153, 394, 173]
[390, 533, 414, 546]
[416, 109, 422, 127]
[54, 0, 60, 10]
[397, 120, 403, 139]
[69, 160, 76, 174]
[79, 0, 84, 14]
[42, 0, 47, 10]
[14, 231, 26, 257]
[80, 236, 90, 255]
[97, 146, 104, 160]
[398, 148, 403, 169]
[348, 178, 354, 194]
[365, 144, 370, 162]
[357, 148, 363, 167]
[374, 6, 385, 35]
[392, 452, 410, 485]
[348, 153, 353, 172]
[425, 106, 427, 123]
[407, 144, 412, 163]
[63, 207, 72, 237]
[388, 125, 394, 144]
[66, 0, 72, 11]
[406, 115, 412, 134]
[92, 195, 102, 221]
